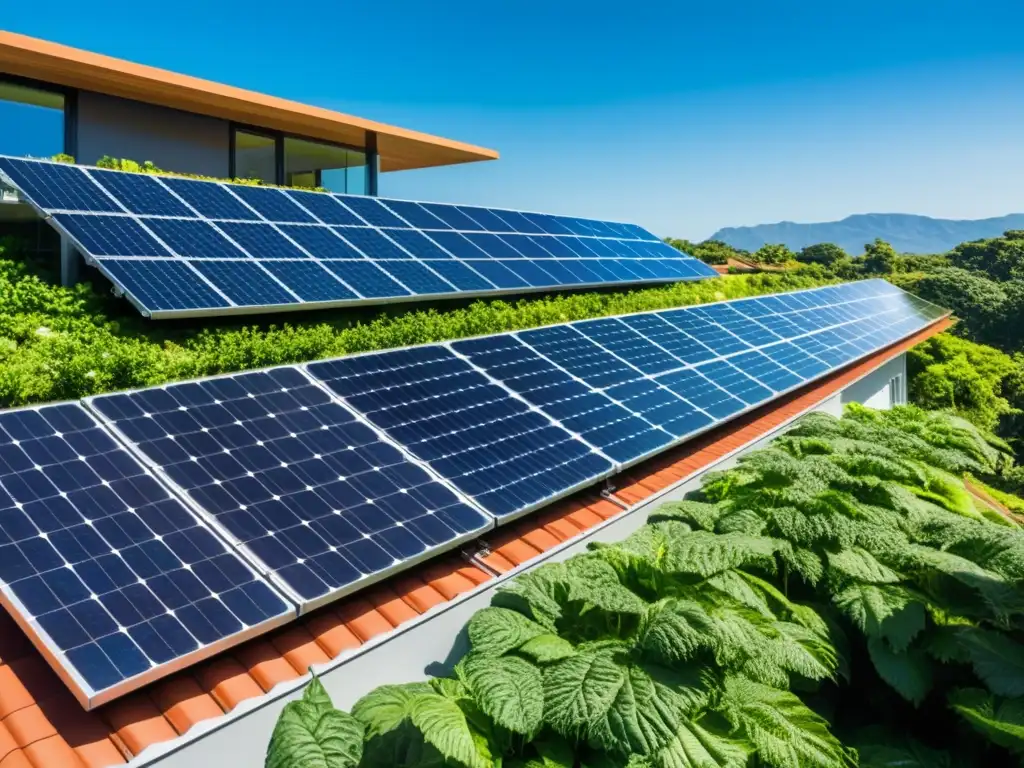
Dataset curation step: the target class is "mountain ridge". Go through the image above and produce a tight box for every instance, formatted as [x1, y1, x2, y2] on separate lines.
[710, 212, 1024, 255]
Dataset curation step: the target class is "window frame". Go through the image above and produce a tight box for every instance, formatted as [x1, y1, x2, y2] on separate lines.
[0, 73, 77, 158]
[228, 122, 378, 195]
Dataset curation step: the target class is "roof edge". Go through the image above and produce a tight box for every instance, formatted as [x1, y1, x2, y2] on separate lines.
[0, 31, 499, 172]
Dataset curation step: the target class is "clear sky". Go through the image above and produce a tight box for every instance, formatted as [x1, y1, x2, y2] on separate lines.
[5, 1, 1024, 238]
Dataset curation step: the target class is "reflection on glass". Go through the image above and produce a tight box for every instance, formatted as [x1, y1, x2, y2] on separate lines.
[284, 137, 368, 194]
[233, 130, 276, 183]
[0, 80, 64, 159]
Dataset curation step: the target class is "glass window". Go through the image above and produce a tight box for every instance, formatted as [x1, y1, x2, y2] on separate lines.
[284, 136, 368, 194]
[233, 129, 276, 183]
[0, 79, 64, 159]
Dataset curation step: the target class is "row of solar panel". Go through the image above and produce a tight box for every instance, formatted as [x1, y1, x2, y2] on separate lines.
[0, 280, 946, 709]
[0, 155, 658, 238]
[0, 156, 716, 317]
[97, 256, 708, 313]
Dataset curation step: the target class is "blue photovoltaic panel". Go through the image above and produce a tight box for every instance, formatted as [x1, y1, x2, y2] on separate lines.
[304, 281, 949, 520]
[323, 261, 410, 298]
[88, 368, 492, 609]
[51, 214, 171, 257]
[100, 260, 231, 312]
[141, 218, 248, 259]
[307, 347, 614, 519]
[158, 177, 262, 221]
[0, 157, 122, 212]
[88, 171, 194, 217]
[283, 190, 364, 226]
[450, 335, 678, 464]
[228, 185, 317, 224]
[0, 403, 292, 708]
[191, 261, 297, 306]
[0, 156, 715, 318]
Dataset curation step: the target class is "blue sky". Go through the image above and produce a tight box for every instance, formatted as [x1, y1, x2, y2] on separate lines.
[6, 1, 1024, 238]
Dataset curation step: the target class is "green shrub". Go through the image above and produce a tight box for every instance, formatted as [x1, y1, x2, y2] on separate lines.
[265, 406, 1022, 767]
[0, 239, 836, 407]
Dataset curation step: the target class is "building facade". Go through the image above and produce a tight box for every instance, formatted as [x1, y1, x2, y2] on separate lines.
[0, 32, 498, 195]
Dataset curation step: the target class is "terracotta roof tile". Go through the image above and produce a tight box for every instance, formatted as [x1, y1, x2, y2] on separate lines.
[0, 316, 951, 768]
[99, 695, 177, 758]
[418, 559, 491, 600]
[0, 667, 35, 721]
[193, 656, 265, 714]
[336, 599, 395, 643]
[4, 705, 58, 749]
[302, 610, 362, 659]
[0, 725, 19, 764]
[147, 677, 224, 736]
[365, 586, 421, 627]
[270, 626, 332, 675]
[392, 576, 449, 615]
[36, 695, 125, 767]
[233, 640, 302, 692]
[0, 748, 33, 768]
[22, 736, 84, 768]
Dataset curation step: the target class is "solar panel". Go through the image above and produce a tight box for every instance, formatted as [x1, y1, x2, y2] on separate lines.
[305, 281, 949, 510]
[0, 156, 716, 319]
[87, 367, 493, 611]
[307, 347, 615, 520]
[0, 403, 292, 709]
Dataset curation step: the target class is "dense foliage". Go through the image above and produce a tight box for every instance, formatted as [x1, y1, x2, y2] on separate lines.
[266, 405, 1024, 767]
[665, 238, 750, 265]
[0, 238, 833, 407]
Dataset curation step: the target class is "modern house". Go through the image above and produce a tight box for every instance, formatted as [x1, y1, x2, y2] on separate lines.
[0, 32, 959, 768]
[0, 31, 498, 193]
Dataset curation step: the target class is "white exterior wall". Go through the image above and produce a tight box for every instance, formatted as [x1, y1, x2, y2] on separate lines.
[75, 91, 230, 176]
[129, 353, 908, 768]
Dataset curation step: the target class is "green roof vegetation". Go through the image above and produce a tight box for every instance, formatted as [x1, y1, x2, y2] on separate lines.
[0, 237, 834, 408]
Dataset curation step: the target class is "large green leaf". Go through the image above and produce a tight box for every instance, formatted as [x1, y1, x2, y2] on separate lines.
[867, 638, 934, 706]
[543, 647, 626, 740]
[463, 653, 544, 735]
[519, 633, 576, 663]
[468, 606, 548, 658]
[638, 598, 717, 665]
[718, 676, 855, 768]
[661, 531, 779, 578]
[653, 718, 750, 768]
[957, 628, 1024, 697]
[566, 557, 648, 615]
[826, 547, 902, 584]
[600, 663, 710, 757]
[832, 583, 926, 650]
[948, 687, 1024, 754]
[494, 563, 568, 631]
[351, 683, 432, 738]
[410, 693, 493, 768]
[266, 678, 364, 768]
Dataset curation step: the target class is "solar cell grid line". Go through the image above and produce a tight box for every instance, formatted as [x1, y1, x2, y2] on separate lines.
[307, 346, 615, 522]
[449, 335, 678, 465]
[506, 325, 712, 463]
[0, 157, 125, 212]
[0, 401, 293, 709]
[85, 367, 493, 612]
[84, 168, 196, 218]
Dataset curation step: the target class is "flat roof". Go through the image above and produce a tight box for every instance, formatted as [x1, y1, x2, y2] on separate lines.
[0, 31, 499, 172]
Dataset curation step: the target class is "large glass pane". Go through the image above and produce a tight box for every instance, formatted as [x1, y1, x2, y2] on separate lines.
[0, 79, 64, 159]
[233, 129, 276, 183]
[284, 136, 367, 194]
